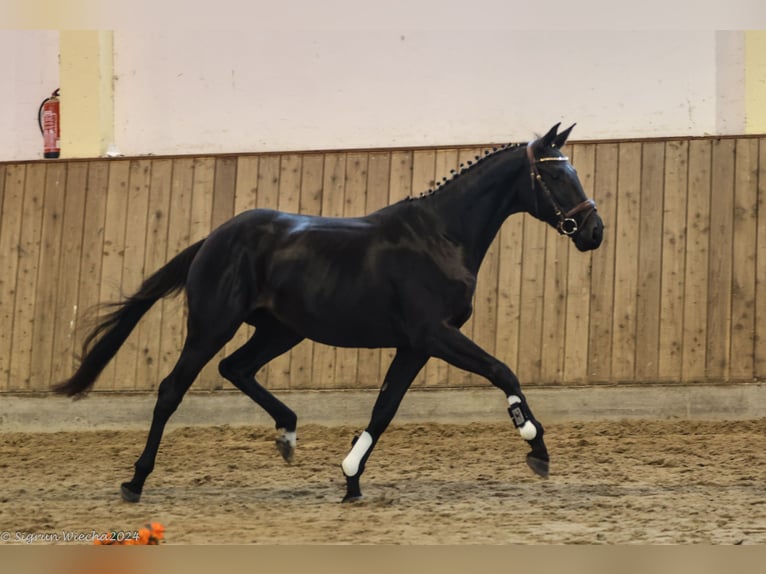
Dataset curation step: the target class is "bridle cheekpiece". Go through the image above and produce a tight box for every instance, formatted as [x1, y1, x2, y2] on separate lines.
[526, 142, 597, 236]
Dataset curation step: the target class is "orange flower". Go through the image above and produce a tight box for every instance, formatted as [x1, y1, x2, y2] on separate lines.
[136, 527, 151, 545]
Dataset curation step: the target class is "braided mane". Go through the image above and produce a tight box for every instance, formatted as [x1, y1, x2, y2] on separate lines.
[408, 142, 525, 201]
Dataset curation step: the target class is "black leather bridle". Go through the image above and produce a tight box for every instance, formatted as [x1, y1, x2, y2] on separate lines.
[526, 142, 597, 236]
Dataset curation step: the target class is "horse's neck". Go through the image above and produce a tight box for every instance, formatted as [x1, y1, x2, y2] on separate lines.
[428, 152, 527, 274]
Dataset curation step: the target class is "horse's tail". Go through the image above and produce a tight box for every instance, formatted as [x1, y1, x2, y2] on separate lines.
[52, 239, 206, 398]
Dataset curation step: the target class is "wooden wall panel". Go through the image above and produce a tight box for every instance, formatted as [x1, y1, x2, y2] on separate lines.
[586, 143, 619, 382]
[9, 163, 47, 390]
[658, 141, 688, 381]
[29, 164, 67, 391]
[0, 165, 26, 389]
[563, 144, 595, 383]
[113, 160, 152, 390]
[681, 140, 712, 382]
[729, 139, 758, 380]
[756, 139, 766, 379]
[634, 142, 665, 381]
[50, 163, 88, 383]
[135, 159, 172, 390]
[611, 143, 642, 382]
[2, 134, 764, 395]
[706, 139, 736, 379]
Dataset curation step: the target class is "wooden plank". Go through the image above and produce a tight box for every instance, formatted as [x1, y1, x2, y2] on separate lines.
[411, 149, 436, 198]
[681, 140, 712, 382]
[357, 152, 389, 389]
[729, 138, 758, 380]
[190, 158, 216, 242]
[657, 141, 689, 381]
[0, 164, 5, 219]
[585, 143, 619, 382]
[9, 164, 47, 390]
[313, 153, 346, 389]
[70, 162, 109, 386]
[610, 142, 642, 382]
[424, 149, 458, 388]
[334, 152, 368, 388]
[269, 154, 303, 390]
[756, 138, 766, 378]
[50, 163, 89, 384]
[158, 158, 194, 387]
[539, 225, 570, 383]
[516, 214, 546, 384]
[234, 156, 260, 214]
[563, 144, 595, 383]
[212, 157, 237, 229]
[0, 165, 26, 389]
[112, 160, 152, 390]
[706, 139, 736, 380]
[634, 142, 665, 382]
[96, 161, 130, 389]
[75, 162, 109, 330]
[135, 159, 173, 391]
[290, 154, 324, 390]
[256, 155, 282, 210]
[29, 163, 67, 391]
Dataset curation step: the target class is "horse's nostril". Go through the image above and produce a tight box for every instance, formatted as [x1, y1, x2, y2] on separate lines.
[593, 226, 602, 243]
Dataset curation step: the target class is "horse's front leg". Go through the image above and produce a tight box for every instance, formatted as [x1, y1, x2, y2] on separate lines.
[341, 349, 428, 502]
[425, 325, 549, 478]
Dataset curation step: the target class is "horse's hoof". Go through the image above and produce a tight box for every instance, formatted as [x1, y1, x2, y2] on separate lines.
[341, 493, 363, 503]
[275, 437, 294, 463]
[120, 482, 142, 503]
[526, 454, 549, 479]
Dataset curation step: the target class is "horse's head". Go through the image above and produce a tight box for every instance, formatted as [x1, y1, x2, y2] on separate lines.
[525, 123, 603, 252]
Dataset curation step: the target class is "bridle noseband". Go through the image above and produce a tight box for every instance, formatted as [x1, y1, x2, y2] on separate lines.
[526, 142, 597, 236]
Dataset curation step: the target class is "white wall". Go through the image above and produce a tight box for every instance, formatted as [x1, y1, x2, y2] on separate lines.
[0, 29, 747, 160]
[113, 30, 733, 156]
[0, 30, 59, 161]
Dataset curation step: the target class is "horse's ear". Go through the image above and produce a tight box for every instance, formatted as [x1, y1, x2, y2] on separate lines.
[541, 123, 561, 148]
[553, 123, 575, 149]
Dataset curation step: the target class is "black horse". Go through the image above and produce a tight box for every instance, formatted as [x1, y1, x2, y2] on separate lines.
[54, 123, 603, 502]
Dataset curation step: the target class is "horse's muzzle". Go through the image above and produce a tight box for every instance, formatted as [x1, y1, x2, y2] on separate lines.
[573, 211, 603, 252]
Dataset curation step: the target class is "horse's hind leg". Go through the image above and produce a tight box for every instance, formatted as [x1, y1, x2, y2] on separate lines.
[218, 316, 304, 462]
[120, 322, 239, 503]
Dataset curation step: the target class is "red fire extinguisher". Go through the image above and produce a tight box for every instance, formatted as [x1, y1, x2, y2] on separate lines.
[38, 88, 60, 159]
